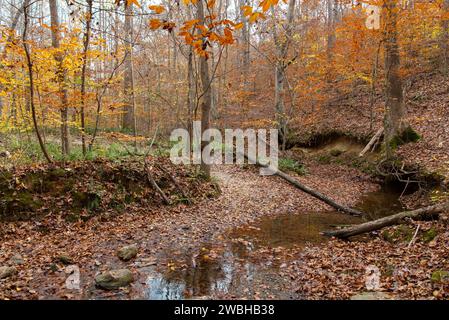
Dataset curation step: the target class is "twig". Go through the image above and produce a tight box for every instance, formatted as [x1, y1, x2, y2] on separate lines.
[407, 224, 420, 248]
[144, 158, 170, 205]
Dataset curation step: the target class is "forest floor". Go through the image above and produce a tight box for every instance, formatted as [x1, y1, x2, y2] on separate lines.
[0, 158, 447, 299]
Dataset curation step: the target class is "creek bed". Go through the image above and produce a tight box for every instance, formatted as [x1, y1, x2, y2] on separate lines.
[140, 183, 409, 299]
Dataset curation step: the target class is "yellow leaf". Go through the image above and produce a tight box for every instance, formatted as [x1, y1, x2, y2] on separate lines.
[249, 12, 265, 23]
[148, 5, 165, 14]
[234, 22, 244, 30]
[241, 5, 253, 17]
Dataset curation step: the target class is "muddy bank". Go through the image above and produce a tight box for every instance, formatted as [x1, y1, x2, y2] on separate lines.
[282, 132, 447, 212]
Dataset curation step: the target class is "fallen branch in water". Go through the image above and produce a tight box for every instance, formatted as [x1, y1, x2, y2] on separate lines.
[323, 202, 449, 239]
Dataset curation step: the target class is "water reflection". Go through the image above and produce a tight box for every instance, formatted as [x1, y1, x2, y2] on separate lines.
[144, 245, 250, 299]
[356, 183, 408, 220]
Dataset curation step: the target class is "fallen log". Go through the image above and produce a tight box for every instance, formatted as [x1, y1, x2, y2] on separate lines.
[323, 202, 449, 239]
[359, 127, 383, 157]
[241, 152, 365, 217]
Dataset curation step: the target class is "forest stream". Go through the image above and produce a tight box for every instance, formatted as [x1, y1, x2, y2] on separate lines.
[136, 184, 408, 300]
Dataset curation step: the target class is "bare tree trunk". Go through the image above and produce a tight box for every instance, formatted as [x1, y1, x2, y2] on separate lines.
[49, 0, 71, 157]
[187, 46, 195, 144]
[273, 0, 296, 151]
[23, 4, 52, 163]
[359, 127, 384, 157]
[383, 0, 406, 159]
[326, 0, 336, 58]
[197, 0, 212, 178]
[238, 0, 250, 107]
[122, 3, 136, 134]
[80, 0, 93, 156]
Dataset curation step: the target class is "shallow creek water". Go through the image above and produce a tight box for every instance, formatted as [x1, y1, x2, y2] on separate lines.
[141, 184, 408, 299]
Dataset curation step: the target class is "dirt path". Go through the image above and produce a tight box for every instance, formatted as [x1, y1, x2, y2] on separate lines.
[0, 162, 377, 299]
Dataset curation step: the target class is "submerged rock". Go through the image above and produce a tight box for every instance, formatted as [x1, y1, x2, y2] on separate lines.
[117, 244, 138, 261]
[0, 266, 17, 279]
[95, 269, 134, 290]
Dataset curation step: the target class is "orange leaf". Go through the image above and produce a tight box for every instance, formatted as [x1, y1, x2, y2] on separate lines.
[149, 19, 162, 30]
[207, 0, 215, 8]
[126, 0, 141, 8]
[148, 5, 165, 14]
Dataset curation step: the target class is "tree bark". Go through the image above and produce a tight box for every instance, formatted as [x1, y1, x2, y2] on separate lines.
[323, 202, 449, 239]
[49, 0, 71, 157]
[186, 46, 195, 144]
[80, 0, 93, 156]
[238, 0, 250, 105]
[273, 0, 296, 151]
[383, 0, 406, 159]
[0, 0, 30, 118]
[326, 0, 336, 58]
[197, 0, 212, 178]
[122, 3, 136, 134]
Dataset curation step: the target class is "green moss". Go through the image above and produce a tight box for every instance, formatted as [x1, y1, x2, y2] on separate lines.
[71, 191, 101, 212]
[422, 228, 437, 243]
[384, 264, 395, 277]
[382, 225, 414, 243]
[431, 270, 449, 283]
[388, 126, 421, 150]
[65, 212, 80, 223]
[317, 154, 331, 164]
[381, 230, 395, 243]
[402, 126, 421, 142]
[278, 158, 307, 175]
[0, 192, 43, 220]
